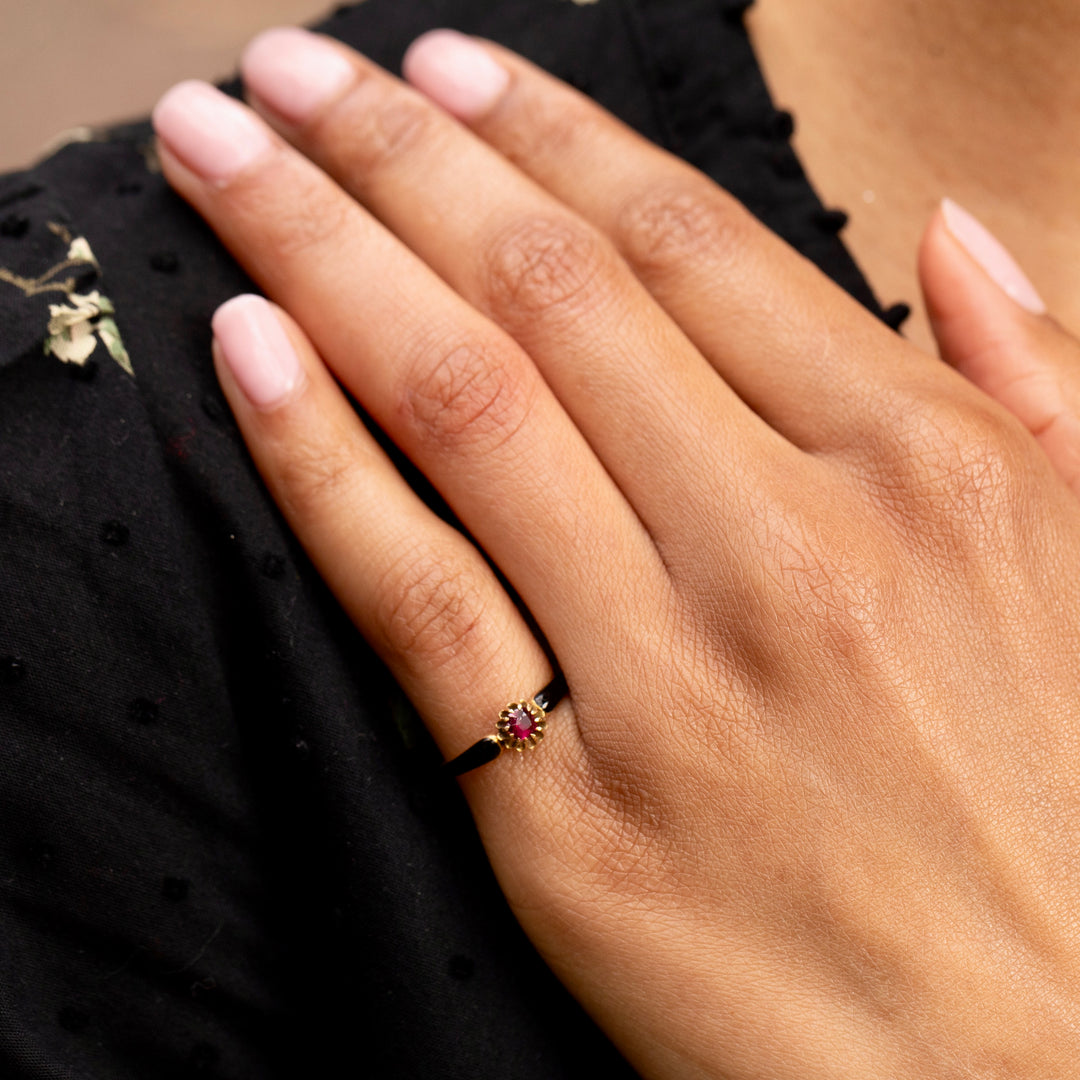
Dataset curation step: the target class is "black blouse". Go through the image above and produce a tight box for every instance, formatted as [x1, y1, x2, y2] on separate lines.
[0, 1, 900, 1076]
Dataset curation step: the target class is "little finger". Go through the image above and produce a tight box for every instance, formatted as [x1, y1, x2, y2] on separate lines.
[210, 293, 562, 774]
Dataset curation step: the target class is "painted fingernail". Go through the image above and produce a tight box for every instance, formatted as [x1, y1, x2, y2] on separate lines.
[403, 30, 510, 120]
[242, 27, 355, 125]
[941, 198, 1047, 315]
[212, 295, 305, 409]
[153, 81, 273, 183]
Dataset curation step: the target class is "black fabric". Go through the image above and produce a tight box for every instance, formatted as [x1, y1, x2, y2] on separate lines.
[0, 1, 894, 1076]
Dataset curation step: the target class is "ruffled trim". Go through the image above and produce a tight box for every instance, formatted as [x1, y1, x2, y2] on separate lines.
[624, 0, 909, 330]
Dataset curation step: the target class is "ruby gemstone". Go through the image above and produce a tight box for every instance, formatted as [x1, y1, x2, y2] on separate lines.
[506, 706, 539, 743]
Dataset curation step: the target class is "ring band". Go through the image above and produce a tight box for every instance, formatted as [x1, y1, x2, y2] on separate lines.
[444, 671, 569, 777]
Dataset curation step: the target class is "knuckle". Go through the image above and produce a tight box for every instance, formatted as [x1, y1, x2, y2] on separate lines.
[494, 89, 601, 171]
[861, 390, 1041, 547]
[401, 338, 532, 455]
[919, 398, 1029, 504]
[375, 544, 487, 671]
[481, 214, 611, 327]
[274, 430, 362, 515]
[221, 156, 361, 262]
[321, 75, 447, 179]
[262, 173, 359, 261]
[615, 179, 750, 278]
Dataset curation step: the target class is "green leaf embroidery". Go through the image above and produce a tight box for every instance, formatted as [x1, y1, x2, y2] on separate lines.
[43, 288, 132, 374]
[96, 316, 132, 377]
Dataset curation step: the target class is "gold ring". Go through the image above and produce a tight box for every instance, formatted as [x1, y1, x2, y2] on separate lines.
[444, 672, 567, 777]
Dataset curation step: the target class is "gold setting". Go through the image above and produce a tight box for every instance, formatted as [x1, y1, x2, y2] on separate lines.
[495, 699, 547, 754]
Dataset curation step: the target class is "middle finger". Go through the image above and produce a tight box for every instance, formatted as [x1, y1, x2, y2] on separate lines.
[237, 27, 804, 550]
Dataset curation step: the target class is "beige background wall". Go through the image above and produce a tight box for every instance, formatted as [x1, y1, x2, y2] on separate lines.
[0, 0, 338, 173]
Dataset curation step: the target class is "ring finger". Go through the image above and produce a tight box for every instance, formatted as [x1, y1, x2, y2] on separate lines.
[151, 80, 669, 721]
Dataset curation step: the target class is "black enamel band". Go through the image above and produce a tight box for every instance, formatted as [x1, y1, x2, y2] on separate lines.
[444, 671, 568, 778]
[532, 671, 568, 715]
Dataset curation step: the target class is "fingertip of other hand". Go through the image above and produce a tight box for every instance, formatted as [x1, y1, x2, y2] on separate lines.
[938, 197, 1047, 316]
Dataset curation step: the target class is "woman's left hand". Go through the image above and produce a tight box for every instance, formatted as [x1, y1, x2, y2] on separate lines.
[153, 28, 1080, 1078]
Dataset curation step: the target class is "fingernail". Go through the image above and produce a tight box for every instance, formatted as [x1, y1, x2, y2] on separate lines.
[242, 27, 355, 125]
[153, 81, 273, 183]
[941, 198, 1046, 315]
[403, 30, 510, 120]
[212, 295, 305, 409]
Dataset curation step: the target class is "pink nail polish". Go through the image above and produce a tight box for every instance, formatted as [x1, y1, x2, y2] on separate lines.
[212, 295, 305, 409]
[941, 198, 1047, 315]
[403, 30, 510, 120]
[242, 28, 355, 125]
[152, 81, 273, 183]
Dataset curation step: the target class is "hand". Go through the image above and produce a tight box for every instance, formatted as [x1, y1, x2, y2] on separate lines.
[152, 28, 1080, 1077]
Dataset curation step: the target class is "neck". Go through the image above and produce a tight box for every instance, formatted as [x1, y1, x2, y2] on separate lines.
[807, 0, 1080, 186]
[746, 0, 1080, 348]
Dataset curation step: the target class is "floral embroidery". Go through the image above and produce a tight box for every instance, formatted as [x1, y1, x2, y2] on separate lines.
[0, 226, 132, 376]
[44, 290, 131, 375]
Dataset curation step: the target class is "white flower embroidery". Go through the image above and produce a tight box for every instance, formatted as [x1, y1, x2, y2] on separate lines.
[66, 236, 99, 269]
[1, 227, 132, 376]
[45, 289, 133, 376]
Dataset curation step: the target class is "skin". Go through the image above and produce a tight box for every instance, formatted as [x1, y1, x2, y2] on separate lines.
[748, 0, 1080, 352]
[151, 9, 1080, 1077]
